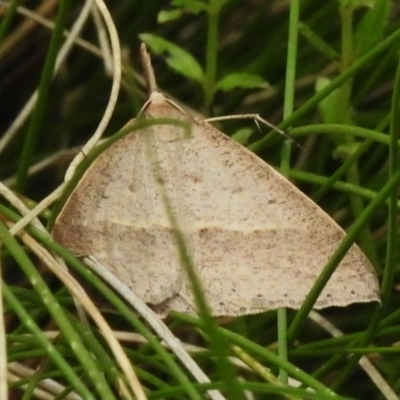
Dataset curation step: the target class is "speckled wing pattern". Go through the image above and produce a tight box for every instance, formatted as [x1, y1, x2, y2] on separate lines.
[52, 92, 380, 316]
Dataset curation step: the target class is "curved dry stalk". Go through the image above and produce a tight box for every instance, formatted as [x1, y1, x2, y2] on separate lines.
[91, 3, 113, 74]
[65, 0, 121, 181]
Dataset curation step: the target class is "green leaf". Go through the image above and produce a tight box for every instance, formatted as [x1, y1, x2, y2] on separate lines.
[316, 77, 356, 147]
[315, 77, 348, 145]
[215, 73, 269, 92]
[354, 0, 390, 56]
[158, 0, 208, 23]
[157, 9, 184, 23]
[139, 33, 204, 83]
[316, 77, 340, 124]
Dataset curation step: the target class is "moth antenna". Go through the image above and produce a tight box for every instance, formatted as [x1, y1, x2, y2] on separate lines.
[140, 43, 158, 94]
